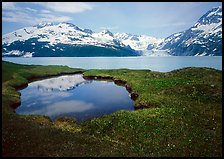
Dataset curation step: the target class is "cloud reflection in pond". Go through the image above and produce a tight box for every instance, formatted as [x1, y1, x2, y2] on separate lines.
[21, 100, 94, 117]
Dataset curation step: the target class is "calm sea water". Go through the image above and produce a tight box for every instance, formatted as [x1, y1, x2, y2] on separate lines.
[16, 74, 134, 123]
[2, 56, 222, 72]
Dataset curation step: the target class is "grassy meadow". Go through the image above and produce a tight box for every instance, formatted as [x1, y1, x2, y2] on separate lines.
[2, 61, 222, 157]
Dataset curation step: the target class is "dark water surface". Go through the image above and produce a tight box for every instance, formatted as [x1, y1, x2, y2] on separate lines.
[16, 74, 134, 123]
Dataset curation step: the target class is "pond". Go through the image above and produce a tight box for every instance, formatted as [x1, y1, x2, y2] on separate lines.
[16, 74, 135, 123]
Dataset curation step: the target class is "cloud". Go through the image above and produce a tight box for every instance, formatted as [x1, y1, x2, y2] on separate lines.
[40, 10, 52, 14]
[2, 2, 93, 25]
[2, 2, 73, 25]
[24, 100, 94, 116]
[2, 2, 16, 10]
[34, 2, 93, 13]
[25, 7, 37, 12]
[3, 11, 72, 25]
[38, 14, 72, 23]
[3, 11, 30, 23]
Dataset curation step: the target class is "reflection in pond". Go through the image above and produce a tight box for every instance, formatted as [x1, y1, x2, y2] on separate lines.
[17, 74, 134, 123]
[31, 74, 91, 91]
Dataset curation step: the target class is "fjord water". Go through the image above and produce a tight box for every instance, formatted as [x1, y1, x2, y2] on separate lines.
[16, 74, 134, 123]
[3, 56, 222, 72]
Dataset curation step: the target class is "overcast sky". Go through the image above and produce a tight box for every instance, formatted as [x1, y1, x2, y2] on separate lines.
[2, 2, 222, 38]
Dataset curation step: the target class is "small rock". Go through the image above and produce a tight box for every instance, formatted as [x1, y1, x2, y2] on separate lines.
[130, 93, 138, 100]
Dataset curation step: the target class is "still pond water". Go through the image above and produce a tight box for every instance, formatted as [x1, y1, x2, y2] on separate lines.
[2, 56, 222, 72]
[16, 74, 134, 123]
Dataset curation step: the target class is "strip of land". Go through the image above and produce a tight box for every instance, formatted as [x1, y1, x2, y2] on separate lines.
[2, 61, 222, 157]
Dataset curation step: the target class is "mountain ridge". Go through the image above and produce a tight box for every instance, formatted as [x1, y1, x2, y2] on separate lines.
[158, 6, 222, 56]
[2, 6, 222, 57]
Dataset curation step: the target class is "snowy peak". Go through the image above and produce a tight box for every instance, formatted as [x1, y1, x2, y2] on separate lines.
[99, 30, 114, 37]
[159, 6, 222, 56]
[3, 22, 100, 46]
[114, 33, 132, 40]
[191, 6, 222, 36]
[114, 32, 164, 53]
[83, 28, 93, 34]
[57, 22, 84, 32]
[197, 6, 222, 26]
[34, 22, 54, 28]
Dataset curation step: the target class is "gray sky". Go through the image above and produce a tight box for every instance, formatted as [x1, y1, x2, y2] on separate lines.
[2, 2, 222, 38]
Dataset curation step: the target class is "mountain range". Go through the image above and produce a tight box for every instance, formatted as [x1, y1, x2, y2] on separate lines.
[2, 6, 222, 57]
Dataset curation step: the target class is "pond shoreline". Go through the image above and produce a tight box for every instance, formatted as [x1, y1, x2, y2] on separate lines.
[12, 67, 143, 109]
[11, 70, 141, 123]
[17, 73, 135, 123]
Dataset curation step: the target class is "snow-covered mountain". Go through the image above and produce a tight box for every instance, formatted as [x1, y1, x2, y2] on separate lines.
[2, 21, 163, 57]
[114, 33, 164, 56]
[2, 6, 222, 57]
[2, 22, 139, 57]
[159, 6, 222, 56]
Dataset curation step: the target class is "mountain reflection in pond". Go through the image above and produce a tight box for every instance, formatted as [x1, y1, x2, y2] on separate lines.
[17, 74, 134, 123]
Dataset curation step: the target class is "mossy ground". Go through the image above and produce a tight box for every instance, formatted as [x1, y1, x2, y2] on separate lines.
[2, 61, 222, 157]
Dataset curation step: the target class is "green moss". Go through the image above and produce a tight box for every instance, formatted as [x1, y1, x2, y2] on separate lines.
[2, 61, 222, 157]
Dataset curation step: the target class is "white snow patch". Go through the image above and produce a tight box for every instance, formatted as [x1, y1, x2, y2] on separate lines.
[23, 52, 33, 57]
[195, 52, 207, 56]
[3, 50, 24, 56]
